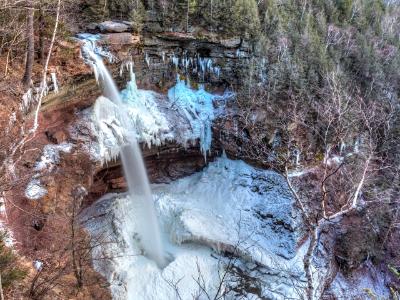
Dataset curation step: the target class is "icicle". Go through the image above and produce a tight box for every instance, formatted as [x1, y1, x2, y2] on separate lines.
[51, 72, 59, 93]
[167, 76, 220, 160]
[340, 141, 346, 155]
[33, 260, 43, 271]
[21, 89, 33, 112]
[145, 52, 150, 67]
[236, 49, 241, 58]
[294, 149, 301, 166]
[119, 60, 134, 77]
[354, 137, 360, 153]
[214, 66, 221, 78]
[323, 145, 331, 165]
[172, 53, 179, 69]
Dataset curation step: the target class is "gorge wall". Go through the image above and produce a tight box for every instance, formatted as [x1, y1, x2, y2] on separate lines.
[1, 1, 399, 298]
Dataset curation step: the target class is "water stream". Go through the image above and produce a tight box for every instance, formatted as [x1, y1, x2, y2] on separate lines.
[79, 34, 166, 268]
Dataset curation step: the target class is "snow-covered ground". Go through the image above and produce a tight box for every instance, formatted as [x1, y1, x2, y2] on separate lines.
[81, 157, 323, 300]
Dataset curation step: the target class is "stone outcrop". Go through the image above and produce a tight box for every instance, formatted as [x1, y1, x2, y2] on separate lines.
[97, 21, 132, 33]
[83, 19, 264, 91]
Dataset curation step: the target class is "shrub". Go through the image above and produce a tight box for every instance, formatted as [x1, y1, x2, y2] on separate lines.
[0, 231, 27, 290]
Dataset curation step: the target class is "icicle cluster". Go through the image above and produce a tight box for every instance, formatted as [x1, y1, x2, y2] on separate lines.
[168, 75, 216, 159]
[51, 72, 59, 93]
[120, 66, 172, 148]
[151, 51, 221, 80]
[20, 73, 60, 113]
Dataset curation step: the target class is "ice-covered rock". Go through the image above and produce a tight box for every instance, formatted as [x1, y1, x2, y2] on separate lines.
[81, 157, 319, 300]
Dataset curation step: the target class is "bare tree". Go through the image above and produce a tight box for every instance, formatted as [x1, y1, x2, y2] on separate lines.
[22, 0, 35, 89]
[281, 89, 396, 299]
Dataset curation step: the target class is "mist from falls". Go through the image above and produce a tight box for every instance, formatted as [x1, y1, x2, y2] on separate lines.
[79, 34, 166, 268]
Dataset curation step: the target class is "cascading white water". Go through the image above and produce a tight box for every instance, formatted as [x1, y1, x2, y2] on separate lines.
[79, 34, 166, 267]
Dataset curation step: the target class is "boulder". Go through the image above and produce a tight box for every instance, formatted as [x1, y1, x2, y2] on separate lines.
[98, 21, 130, 33]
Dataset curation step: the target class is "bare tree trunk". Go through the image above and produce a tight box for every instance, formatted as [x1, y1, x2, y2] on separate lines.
[31, 0, 61, 133]
[186, 0, 189, 32]
[0, 272, 4, 300]
[22, 1, 35, 89]
[71, 195, 83, 288]
[38, 5, 46, 66]
[304, 226, 318, 300]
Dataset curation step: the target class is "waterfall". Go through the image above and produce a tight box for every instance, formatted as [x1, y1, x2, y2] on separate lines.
[79, 34, 166, 268]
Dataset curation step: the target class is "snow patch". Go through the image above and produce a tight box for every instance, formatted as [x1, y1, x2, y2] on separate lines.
[34, 142, 73, 171]
[25, 179, 47, 200]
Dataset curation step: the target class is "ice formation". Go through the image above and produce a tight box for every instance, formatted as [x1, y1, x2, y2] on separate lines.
[294, 148, 301, 166]
[33, 260, 43, 271]
[167, 52, 221, 80]
[88, 69, 229, 164]
[6, 112, 16, 135]
[120, 68, 172, 148]
[167, 75, 216, 158]
[21, 89, 35, 113]
[0, 221, 14, 247]
[81, 157, 320, 300]
[77, 34, 232, 164]
[51, 72, 59, 93]
[91, 96, 125, 162]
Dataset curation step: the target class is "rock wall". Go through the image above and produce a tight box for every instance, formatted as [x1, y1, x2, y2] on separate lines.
[85, 19, 264, 93]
